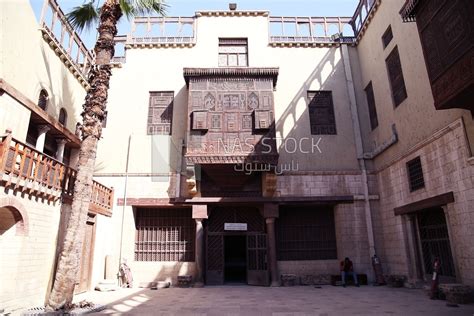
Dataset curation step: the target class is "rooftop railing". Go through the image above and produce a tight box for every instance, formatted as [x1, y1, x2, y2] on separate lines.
[39, 0, 94, 87]
[268, 16, 355, 44]
[0, 133, 113, 216]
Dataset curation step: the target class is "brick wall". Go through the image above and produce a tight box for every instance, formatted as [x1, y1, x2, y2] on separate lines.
[0, 194, 61, 313]
[376, 119, 474, 285]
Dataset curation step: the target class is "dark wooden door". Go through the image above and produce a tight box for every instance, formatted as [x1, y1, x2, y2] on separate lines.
[247, 234, 269, 286]
[76, 216, 96, 293]
[417, 208, 456, 279]
[206, 233, 224, 285]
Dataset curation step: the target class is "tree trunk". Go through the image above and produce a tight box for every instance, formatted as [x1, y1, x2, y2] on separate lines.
[47, 1, 122, 310]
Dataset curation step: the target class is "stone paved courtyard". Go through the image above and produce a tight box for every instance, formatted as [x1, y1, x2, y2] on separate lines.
[73, 285, 474, 316]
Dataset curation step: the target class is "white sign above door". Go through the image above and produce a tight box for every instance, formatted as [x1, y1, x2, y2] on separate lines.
[224, 223, 248, 231]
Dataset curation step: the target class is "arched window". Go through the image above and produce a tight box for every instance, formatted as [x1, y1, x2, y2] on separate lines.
[38, 89, 49, 110]
[59, 108, 67, 125]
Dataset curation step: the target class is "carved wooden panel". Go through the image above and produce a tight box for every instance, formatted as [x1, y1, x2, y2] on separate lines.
[307, 91, 336, 135]
[186, 76, 278, 163]
[192, 111, 208, 130]
[385, 47, 408, 107]
[147, 91, 173, 135]
[254, 110, 272, 130]
[414, 0, 474, 110]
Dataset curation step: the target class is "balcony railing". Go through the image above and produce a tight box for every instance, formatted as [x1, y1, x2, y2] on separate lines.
[0, 133, 113, 216]
[39, 0, 94, 88]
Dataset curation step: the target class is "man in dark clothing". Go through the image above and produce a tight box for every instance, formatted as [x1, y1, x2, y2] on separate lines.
[340, 257, 359, 287]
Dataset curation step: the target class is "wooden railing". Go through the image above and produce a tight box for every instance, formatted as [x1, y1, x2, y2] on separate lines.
[0, 133, 113, 216]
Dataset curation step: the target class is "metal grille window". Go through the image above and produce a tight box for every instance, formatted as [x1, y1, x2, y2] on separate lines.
[277, 207, 337, 261]
[382, 25, 393, 49]
[147, 91, 174, 135]
[135, 208, 195, 262]
[307, 91, 337, 135]
[218, 38, 248, 67]
[407, 156, 425, 192]
[386, 46, 408, 107]
[365, 82, 379, 130]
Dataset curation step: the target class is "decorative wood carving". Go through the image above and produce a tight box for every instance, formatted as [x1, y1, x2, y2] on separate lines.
[400, 0, 474, 111]
[307, 91, 337, 135]
[148, 91, 174, 135]
[184, 68, 279, 164]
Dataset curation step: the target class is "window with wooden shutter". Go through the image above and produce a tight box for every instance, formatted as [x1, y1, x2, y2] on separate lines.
[382, 25, 393, 49]
[365, 82, 379, 130]
[307, 91, 336, 135]
[386, 46, 407, 107]
[135, 208, 195, 262]
[218, 38, 248, 67]
[147, 91, 174, 135]
[277, 207, 337, 261]
[192, 111, 208, 130]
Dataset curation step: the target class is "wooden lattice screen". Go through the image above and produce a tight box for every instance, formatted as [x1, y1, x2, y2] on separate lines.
[276, 206, 337, 260]
[135, 208, 195, 262]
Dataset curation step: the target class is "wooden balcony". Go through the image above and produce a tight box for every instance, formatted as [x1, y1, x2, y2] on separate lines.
[0, 133, 114, 217]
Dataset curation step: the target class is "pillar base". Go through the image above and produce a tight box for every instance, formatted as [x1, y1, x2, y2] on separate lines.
[193, 281, 204, 288]
[270, 281, 280, 287]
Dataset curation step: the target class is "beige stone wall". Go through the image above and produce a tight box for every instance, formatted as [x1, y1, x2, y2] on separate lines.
[0, 0, 86, 138]
[376, 119, 474, 285]
[0, 194, 61, 313]
[355, 0, 474, 169]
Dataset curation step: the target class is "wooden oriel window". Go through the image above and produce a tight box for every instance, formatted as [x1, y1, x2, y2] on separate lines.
[276, 207, 337, 261]
[218, 38, 248, 67]
[147, 91, 174, 135]
[407, 156, 425, 192]
[38, 89, 48, 110]
[386, 46, 407, 107]
[365, 82, 378, 130]
[382, 25, 393, 49]
[135, 208, 195, 262]
[307, 91, 337, 135]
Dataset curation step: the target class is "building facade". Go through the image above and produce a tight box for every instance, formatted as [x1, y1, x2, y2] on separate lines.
[94, 0, 474, 288]
[0, 0, 473, 313]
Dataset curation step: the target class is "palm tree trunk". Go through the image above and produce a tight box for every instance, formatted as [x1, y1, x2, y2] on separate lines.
[47, 1, 122, 310]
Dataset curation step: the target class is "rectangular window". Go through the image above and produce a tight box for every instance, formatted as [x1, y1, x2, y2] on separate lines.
[218, 38, 248, 67]
[135, 208, 195, 262]
[148, 91, 174, 135]
[382, 25, 393, 49]
[277, 207, 337, 261]
[407, 156, 425, 192]
[365, 82, 379, 130]
[307, 91, 337, 135]
[386, 46, 408, 107]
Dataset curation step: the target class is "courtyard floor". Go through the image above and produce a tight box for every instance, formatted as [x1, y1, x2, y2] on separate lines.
[73, 285, 474, 316]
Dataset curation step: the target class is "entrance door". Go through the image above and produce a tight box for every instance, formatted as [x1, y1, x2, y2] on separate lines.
[247, 234, 269, 286]
[224, 235, 247, 283]
[417, 207, 456, 280]
[206, 233, 224, 285]
[76, 215, 96, 293]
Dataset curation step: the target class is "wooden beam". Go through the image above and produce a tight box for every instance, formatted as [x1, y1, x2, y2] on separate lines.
[0, 78, 81, 147]
[394, 192, 455, 216]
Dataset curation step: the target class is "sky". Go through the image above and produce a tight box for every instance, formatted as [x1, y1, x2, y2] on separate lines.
[30, 0, 359, 49]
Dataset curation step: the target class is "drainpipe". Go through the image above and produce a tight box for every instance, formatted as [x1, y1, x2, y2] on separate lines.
[175, 139, 184, 199]
[340, 44, 376, 259]
[118, 134, 132, 283]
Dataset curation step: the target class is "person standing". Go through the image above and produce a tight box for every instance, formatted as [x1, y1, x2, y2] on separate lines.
[340, 257, 360, 287]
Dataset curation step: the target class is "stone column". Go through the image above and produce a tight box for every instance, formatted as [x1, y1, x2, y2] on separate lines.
[36, 125, 50, 152]
[55, 138, 68, 162]
[192, 204, 208, 287]
[264, 203, 279, 286]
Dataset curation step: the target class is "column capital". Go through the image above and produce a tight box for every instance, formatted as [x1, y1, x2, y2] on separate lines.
[37, 124, 51, 134]
[195, 218, 206, 223]
[56, 138, 68, 146]
[192, 204, 208, 219]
